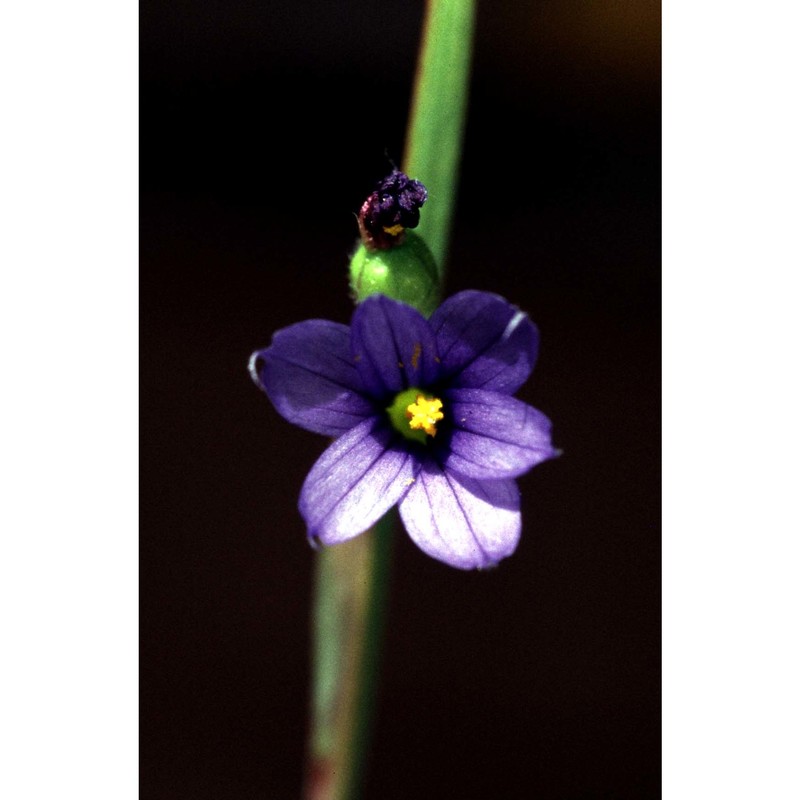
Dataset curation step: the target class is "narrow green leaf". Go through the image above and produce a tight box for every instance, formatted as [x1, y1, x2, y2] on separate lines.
[404, 0, 476, 275]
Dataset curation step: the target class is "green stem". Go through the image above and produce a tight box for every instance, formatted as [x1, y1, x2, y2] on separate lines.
[304, 2, 475, 797]
[404, 0, 476, 275]
[304, 515, 393, 800]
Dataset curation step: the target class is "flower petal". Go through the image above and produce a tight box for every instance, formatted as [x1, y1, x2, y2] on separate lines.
[443, 388, 556, 479]
[398, 459, 521, 569]
[250, 320, 374, 436]
[429, 290, 539, 394]
[299, 418, 418, 545]
[350, 294, 440, 398]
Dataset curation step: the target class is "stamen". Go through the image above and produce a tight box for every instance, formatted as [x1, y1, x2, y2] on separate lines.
[386, 387, 444, 444]
[405, 394, 444, 437]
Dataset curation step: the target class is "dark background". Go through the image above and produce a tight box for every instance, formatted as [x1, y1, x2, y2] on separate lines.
[141, 1, 660, 797]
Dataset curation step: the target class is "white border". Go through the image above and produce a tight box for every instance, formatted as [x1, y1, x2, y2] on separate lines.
[663, 2, 799, 796]
[0, 3, 138, 797]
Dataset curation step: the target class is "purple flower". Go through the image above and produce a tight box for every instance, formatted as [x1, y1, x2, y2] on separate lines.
[357, 170, 428, 250]
[249, 291, 556, 569]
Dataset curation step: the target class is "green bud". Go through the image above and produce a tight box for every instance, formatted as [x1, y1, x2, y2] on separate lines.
[348, 230, 440, 318]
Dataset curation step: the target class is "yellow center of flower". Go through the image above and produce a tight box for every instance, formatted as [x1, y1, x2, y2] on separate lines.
[386, 387, 444, 445]
[382, 223, 404, 236]
[405, 394, 444, 437]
